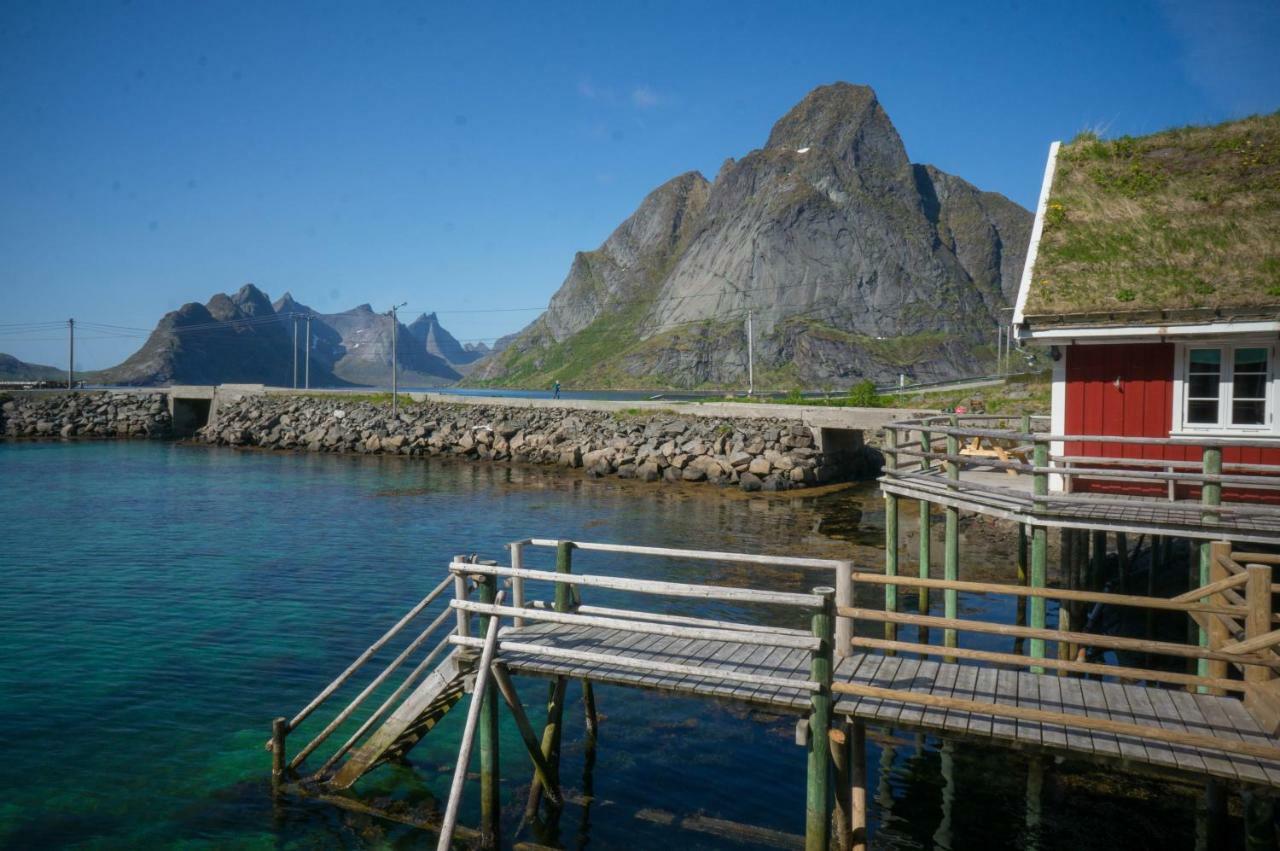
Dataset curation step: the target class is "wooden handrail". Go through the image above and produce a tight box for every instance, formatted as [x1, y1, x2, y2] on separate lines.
[525, 538, 846, 570]
[450, 599, 821, 650]
[847, 636, 1246, 692]
[854, 570, 1249, 616]
[449, 561, 825, 609]
[840, 607, 1280, 669]
[1169, 570, 1251, 602]
[832, 682, 1280, 762]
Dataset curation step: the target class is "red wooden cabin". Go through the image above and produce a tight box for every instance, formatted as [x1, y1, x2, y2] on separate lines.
[1012, 116, 1280, 503]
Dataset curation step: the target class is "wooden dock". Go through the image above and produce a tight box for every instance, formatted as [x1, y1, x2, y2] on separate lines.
[266, 538, 1280, 850]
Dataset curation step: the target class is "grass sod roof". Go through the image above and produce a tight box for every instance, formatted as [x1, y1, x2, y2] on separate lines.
[1023, 112, 1280, 326]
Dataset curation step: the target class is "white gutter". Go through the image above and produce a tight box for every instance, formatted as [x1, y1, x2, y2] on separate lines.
[1012, 141, 1060, 330]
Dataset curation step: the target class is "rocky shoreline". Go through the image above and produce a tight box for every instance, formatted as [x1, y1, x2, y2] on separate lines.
[201, 395, 882, 491]
[0, 391, 172, 439]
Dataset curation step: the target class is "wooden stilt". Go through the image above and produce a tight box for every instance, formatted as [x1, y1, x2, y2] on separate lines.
[805, 588, 835, 851]
[1199, 448, 1222, 684]
[831, 722, 852, 851]
[850, 721, 867, 851]
[1057, 529, 1073, 672]
[884, 429, 900, 644]
[583, 680, 598, 741]
[525, 541, 575, 821]
[1025, 756, 1044, 851]
[943, 423, 959, 656]
[1116, 531, 1129, 592]
[1243, 786, 1276, 851]
[1030, 440, 1048, 671]
[271, 716, 287, 795]
[931, 738, 954, 850]
[477, 574, 500, 848]
[491, 662, 562, 806]
[918, 500, 931, 615]
[1198, 779, 1227, 851]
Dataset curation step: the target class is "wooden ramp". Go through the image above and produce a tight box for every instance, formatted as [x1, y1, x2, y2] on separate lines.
[329, 649, 469, 789]
[496, 622, 1280, 787]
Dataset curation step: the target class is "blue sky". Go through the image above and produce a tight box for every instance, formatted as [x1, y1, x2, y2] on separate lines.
[2, 0, 1278, 369]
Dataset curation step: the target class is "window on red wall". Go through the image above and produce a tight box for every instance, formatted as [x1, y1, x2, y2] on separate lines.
[1175, 343, 1276, 433]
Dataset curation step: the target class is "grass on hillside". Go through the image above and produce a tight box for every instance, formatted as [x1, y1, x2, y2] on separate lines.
[1027, 112, 1280, 318]
[751, 372, 1052, 417]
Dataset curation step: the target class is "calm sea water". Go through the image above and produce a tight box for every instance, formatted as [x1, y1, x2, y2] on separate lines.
[0, 442, 1219, 849]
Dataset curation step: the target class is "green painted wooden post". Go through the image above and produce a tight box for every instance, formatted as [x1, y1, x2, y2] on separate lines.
[525, 542, 575, 820]
[944, 419, 960, 653]
[1199, 447, 1222, 684]
[1030, 438, 1049, 671]
[806, 587, 836, 851]
[478, 572, 501, 847]
[884, 428, 899, 643]
[918, 427, 932, 616]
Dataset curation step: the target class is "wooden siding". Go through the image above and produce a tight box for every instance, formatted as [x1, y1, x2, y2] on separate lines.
[1063, 342, 1280, 502]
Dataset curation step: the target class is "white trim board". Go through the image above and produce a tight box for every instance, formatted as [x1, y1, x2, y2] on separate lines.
[1012, 141, 1060, 330]
[1024, 320, 1280, 344]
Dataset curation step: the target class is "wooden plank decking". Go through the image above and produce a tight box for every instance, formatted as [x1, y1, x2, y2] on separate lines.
[497, 621, 1280, 787]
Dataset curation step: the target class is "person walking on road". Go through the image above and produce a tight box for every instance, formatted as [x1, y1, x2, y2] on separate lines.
[552, 380, 561, 400]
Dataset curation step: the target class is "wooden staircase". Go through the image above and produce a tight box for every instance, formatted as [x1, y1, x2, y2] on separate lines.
[328, 649, 471, 789]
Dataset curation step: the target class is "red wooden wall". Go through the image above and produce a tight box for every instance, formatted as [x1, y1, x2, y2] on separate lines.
[1062, 342, 1280, 501]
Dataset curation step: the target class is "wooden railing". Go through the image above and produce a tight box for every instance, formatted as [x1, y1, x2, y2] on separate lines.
[880, 415, 1280, 533]
[444, 540, 840, 851]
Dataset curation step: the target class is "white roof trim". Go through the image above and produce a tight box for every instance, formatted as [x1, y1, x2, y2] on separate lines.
[1023, 319, 1280, 343]
[1012, 140, 1060, 329]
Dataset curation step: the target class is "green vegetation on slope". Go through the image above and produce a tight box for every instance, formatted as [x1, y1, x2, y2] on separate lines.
[1028, 112, 1280, 318]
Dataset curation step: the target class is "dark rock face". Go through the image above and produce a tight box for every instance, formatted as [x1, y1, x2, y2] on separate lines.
[474, 83, 1031, 390]
[0, 392, 171, 439]
[200, 395, 882, 490]
[92, 285, 471, 387]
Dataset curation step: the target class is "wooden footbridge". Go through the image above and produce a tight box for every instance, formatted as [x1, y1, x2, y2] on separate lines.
[267, 538, 1280, 850]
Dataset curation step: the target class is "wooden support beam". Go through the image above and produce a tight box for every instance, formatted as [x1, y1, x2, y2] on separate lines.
[944, 421, 960, 653]
[885, 430, 900, 644]
[1030, 439, 1049, 671]
[806, 587, 835, 851]
[491, 662, 562, 806]
[830, 722, 852, 851]
[271, 717, 287, 795]
[526, 541, 574, 822]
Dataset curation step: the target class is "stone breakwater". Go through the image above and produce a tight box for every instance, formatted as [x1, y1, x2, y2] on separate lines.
[0, 391, 172, 439]
[202, 395, 880, 490]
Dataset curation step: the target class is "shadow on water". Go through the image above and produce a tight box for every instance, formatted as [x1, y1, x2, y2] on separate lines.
[0, 442, 1243, 849]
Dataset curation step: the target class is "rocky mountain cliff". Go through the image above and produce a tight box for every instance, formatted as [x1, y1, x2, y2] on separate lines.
[96, 285, 471, 387]
[472, 83, 1031, 390]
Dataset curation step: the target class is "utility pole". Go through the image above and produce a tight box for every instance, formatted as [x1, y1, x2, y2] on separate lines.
[304, 315, 311, 390]
[389, 302, 407, 414]
[292, 316, 298, 389]
[67, 318, 75, 389]
[746, 309, 755, 397]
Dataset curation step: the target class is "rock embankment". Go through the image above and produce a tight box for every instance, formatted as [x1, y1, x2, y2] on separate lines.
[202, 395, 880, 490]
[0, 391, 172, 439]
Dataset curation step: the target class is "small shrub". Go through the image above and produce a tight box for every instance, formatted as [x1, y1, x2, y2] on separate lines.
[846, 379, 883, 408]
[1116, 289, 1137, 302]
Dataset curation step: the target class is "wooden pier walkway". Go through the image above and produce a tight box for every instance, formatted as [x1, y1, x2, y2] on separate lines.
[267, 538, 1280, 850]
[485, 621, 1280, 786]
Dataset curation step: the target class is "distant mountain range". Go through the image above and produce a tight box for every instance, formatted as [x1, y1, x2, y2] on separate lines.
[469, 82, 1032, 390]
[0, 353, 63, 382]
[54, 284, 483, 387]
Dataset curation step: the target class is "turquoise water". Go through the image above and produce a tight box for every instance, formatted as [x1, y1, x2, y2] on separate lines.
[0, 442, 1216, 849]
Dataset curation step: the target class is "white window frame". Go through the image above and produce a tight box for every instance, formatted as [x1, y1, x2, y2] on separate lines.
[1171, 340, 1278, 436]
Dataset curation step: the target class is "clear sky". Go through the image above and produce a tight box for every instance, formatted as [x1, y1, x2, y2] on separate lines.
[2, 0, 1278, 369]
